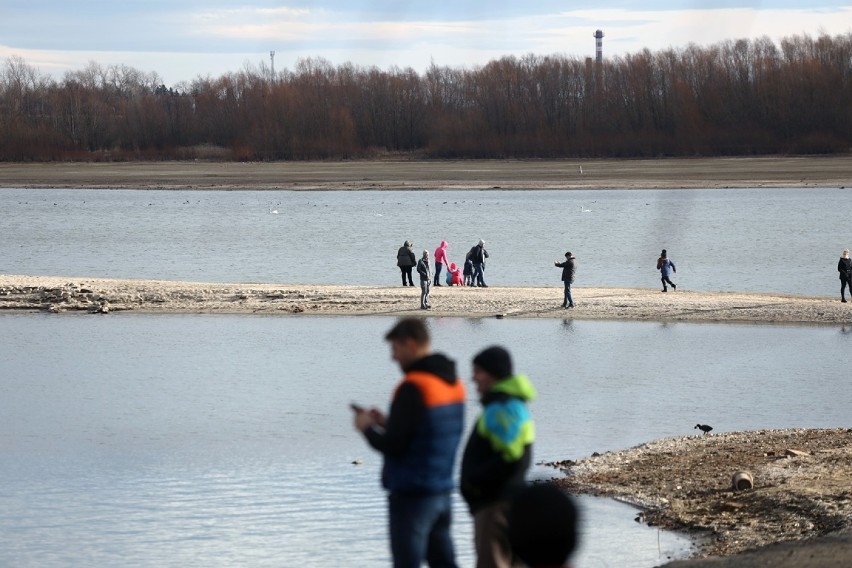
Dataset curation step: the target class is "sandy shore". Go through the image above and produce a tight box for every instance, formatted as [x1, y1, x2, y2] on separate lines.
[1, 274, 851, 324]
[548, 429, 852, 567]
[1, 156, 851, 190]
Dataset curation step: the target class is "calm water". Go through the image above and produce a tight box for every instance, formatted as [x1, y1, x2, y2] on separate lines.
[1, 187, 850, 296]
[2, 314, 850, 567]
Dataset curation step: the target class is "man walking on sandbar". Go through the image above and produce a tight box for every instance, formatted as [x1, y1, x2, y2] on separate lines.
[554, 251, 576, 308]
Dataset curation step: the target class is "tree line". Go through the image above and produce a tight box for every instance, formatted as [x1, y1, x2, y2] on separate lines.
[1, 32, 850, 161]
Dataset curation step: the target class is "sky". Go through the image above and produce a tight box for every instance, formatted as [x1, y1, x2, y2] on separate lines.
[1, 1, 850, 86]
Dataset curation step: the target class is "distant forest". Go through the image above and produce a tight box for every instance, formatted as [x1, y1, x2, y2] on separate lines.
[1, 32, 850, 161]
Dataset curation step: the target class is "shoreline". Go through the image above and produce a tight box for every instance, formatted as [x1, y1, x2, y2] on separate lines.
[1, 156, 852, 190]
[549, 428, 852, 566]
[1, 275, 851, 324]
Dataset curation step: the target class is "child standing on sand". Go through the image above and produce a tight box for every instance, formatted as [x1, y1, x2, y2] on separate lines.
[463, 253, 474, 286]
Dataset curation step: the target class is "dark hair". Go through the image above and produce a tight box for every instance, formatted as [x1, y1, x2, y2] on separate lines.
[508, 483, 579, 567]
[385, 318, 430, 345]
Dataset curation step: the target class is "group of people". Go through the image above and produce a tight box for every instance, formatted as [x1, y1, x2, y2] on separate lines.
[397, 240, 682, 312]
[397, 240, 491, 310]
[352, 318, 577, 568]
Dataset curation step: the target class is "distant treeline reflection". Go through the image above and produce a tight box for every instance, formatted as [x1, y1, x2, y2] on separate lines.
[2, 33, 850, 161]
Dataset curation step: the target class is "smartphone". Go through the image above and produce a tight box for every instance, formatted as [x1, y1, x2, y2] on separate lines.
[350, 402, 365, 413]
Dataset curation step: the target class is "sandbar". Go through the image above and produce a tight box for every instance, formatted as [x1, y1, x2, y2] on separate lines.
[1, 275, 851, 324]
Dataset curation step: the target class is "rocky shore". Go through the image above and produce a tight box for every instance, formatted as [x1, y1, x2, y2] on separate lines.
[1, 275, 851, 325]
[547, 428, 852, 566]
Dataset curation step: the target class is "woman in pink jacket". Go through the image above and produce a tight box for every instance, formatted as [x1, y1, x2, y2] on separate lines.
[433, 240, 449, 286]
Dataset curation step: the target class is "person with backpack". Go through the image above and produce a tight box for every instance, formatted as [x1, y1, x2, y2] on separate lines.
[469, 240, 490, 287]
[656, 249, 677, 292]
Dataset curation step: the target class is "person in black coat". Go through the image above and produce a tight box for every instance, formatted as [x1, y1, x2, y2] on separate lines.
[554, 251, 576, 308]
[396, 240, 416, 286]
[839, 249, 852, 303]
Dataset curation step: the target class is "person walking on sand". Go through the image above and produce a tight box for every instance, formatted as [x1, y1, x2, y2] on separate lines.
[657, 249, 677, 292]
[839, 249, 852, 303]
[554, 252, 576, 308]
[469, 240, 490, 287]
[434, 240, 449, 287]
[352, 318, 466, 568]
[397, 240, 416, 287]
[461, 346, 536, 568]
[417, 250, 433, 310]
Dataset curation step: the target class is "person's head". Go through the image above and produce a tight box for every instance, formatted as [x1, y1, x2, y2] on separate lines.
[478, 239, 485, 246]
[844, 249, 850, 258]
[440, 240, 448, 248]
[508, 483, 579, 568]
[472, 346, 513, 396]
[565, 251, 572, 259]
[385, 318, 431, 371]
[404, 240, 412, 248]
[661, 249, 667, 257]
[422, 250, 429, 259]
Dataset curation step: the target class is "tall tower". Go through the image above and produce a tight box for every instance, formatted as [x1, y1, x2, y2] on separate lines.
[270, 50, 276, 79]
[593, 30, 604, 63]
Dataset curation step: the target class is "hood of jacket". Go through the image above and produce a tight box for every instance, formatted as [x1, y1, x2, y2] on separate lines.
[406, 353, 458, 384]
[484, 374, 536, 402]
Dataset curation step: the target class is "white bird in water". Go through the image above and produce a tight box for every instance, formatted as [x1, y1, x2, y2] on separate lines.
[578, 165, 583, 174]
[580, 205, 592, 212]
[269, 207, 279, 214]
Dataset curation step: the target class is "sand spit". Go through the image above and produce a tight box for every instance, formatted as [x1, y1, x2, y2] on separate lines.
[1, 275, 851, 324]
[548, 429, 852, 566]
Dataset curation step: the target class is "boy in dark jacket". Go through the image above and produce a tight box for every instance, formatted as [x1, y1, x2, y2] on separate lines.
[460, 346, 536, 568]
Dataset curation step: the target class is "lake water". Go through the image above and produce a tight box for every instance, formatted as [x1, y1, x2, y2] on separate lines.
[1, 187, 850, 296]
[2, 314, 850, 567]
[2, 186, 850, 566]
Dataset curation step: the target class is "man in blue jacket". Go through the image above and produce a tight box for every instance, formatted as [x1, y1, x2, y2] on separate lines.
[460, 346, 536, 568]
[354, 318, 466, 568]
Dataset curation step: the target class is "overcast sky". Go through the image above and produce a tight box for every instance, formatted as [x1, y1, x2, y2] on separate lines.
[2, 1, 850, 86]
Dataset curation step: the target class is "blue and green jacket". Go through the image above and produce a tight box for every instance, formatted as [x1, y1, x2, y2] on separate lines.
[365, 353, 466, 494]
[460, 374, 536, 513]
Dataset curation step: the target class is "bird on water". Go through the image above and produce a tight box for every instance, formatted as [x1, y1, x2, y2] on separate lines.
[694, 424, 713, 434]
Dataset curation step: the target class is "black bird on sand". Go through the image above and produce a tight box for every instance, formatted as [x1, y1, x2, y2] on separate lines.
[695, 424, 713, 435]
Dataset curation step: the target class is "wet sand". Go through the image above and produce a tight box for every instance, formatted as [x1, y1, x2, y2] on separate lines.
[549, 429, 852, 567]
[1, 156, 851, 190]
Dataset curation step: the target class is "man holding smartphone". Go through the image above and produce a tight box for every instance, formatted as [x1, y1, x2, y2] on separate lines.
[352, 318, 466, 568]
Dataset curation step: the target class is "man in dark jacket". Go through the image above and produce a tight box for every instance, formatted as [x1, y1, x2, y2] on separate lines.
[460, 346, 536, 568]
[554, 251, 576, 308]
[417, 250, 432, 310]
[354, 318, 466, 568]
[839, 249, 852, 303]
[469, 240, 490, 287]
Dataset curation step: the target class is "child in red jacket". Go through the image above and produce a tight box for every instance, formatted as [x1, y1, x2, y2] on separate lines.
[448, 262, 464, 286]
